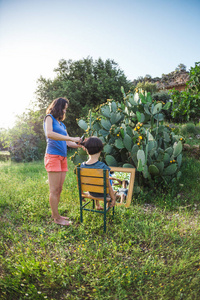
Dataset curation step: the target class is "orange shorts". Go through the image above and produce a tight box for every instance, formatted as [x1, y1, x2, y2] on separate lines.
[44, 154, 68, 172]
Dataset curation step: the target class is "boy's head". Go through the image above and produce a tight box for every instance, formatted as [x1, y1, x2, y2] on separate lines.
[83, 136, 103, 155]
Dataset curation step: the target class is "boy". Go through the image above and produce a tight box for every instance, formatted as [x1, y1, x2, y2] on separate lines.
[80, 136, 116, 209]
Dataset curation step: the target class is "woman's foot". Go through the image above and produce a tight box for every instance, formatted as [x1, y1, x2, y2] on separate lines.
[52, 215, 69, 220]
[60, 216, 70, 220]
[54, 217, 73, 226]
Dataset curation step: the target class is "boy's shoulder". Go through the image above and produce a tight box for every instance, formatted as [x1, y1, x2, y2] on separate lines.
[81, 161, 110, 170]
[95, 161, 110, 170]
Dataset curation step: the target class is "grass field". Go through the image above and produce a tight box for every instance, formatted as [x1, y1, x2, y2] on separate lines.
[0, 155, 200, 300]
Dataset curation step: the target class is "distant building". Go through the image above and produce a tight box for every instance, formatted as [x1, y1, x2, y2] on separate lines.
[156, 70, 189, 92]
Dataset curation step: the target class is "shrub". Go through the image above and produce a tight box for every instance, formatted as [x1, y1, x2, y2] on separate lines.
[170, 62, 200, 123]
[0, 151, 10, 161]
[180, 123, 200, 136]
[9, 133, 43, 162]
[71, 89, 184, 193]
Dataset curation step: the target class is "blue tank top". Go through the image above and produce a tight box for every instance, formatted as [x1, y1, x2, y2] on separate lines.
[44, 114, 67, 157]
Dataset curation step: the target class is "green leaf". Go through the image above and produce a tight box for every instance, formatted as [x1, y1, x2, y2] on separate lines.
[164, 132, 170, 142]
[144, 104, 151, 115]
[131, 144, 139, 155]
[154, 162, 164, 173]
[72, 154, 85, 165]
[99, 129, 109, 137]
[110, 112, 122, 124]
[165, 147, 173, 156]
[78, 119, 88, 130]
[101, 119, 111, 131]
[121, 86, 125, 95]
[104, 144, 113, 154]
[93, 122, 101, 131]
[163, 153, 170, 164]
[137, 159, 144, 172]
[173, 141, 182, 157]
[154, 113, 164, 121]
[126, 126, 133, 137]
[163, 102, 171, 110]
[128, 95, 137, 105]
[140, 113, 145, 123]
[163, 164, 177, 176]
[123, 134, 132, 151]
[152, 103, 162, 115]
[148, 141, 156, 151]
[142, 165, 150, 178]
[111, 101, 117, 112]
[149, 164, 160, 175]
[136, 111, 141, 122]
[115, 139, 124, 149]
[101, 106, 111, 118]
[146, 93, 152, 103]
[105, 155, 118, 167]
[137, 149, 145, 165]
[123, 163, 134, 168]
[139, 94, 147, 104]
[177, 154, 182, 167]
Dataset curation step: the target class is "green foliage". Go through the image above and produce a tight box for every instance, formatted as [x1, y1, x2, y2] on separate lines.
[171, 62, 200, 123]
[136, 81, 158, 94]
[36, 57, 131, 135]
[0, 151, 10, 161]
[71, 91, 184, 192]
[6, 110, 45, 162]
[0, 159, 200, 299]
[152, 91, 172, 121]
[180, 122, 198, 135]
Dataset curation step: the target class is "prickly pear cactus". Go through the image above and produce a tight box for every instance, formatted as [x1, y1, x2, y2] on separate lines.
[70, 89, 184, 192]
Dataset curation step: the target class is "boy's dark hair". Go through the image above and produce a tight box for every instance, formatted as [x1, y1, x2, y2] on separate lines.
[83, 137, 104, 155]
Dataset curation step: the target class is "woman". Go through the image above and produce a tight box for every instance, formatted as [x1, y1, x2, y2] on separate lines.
[44, 97, 81, 225]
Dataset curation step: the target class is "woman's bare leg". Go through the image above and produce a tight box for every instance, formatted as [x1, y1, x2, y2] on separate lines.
[48, 172, 71, 225]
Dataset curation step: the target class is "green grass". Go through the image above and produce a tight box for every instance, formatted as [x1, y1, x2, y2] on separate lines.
[0, 157, 200, 300]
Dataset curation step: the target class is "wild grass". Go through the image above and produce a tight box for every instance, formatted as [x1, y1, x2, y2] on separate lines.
[0, 156, 200, 300]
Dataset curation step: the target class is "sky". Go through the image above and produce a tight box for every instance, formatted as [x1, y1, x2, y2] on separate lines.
[0, 0, 200, 129]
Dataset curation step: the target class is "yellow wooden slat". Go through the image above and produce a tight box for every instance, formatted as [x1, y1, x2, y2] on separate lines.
[81, 176, 106, 186]
[81, 183, 109, 194]
[80, 168, 109, 177]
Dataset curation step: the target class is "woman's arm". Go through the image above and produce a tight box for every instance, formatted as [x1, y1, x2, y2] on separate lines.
[67, 141, 83, 148]
[45, 116, 81, 143]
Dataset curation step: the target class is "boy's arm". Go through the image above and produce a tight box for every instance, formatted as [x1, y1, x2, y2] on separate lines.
[108, 182, 116, 207]
[109, 176, 122, 186]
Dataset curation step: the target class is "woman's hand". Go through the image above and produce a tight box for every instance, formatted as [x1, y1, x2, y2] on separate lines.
[72, 137, 82, 143]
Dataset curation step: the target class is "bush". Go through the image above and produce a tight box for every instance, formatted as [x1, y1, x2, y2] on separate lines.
[180, 123, 200, 136]
[170, 62, 200, 123]
[0, 151, 10, 161]
[71, 89, 184, 193]
[9, 134, 43, 162]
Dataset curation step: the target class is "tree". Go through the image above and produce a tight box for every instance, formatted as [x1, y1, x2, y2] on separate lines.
[136, 81, 158, 94]
[5, 108, 46, 162]
[175, 63, 187, 72]
[36, 57, 131, 135]
[171, 62, 200, 122]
